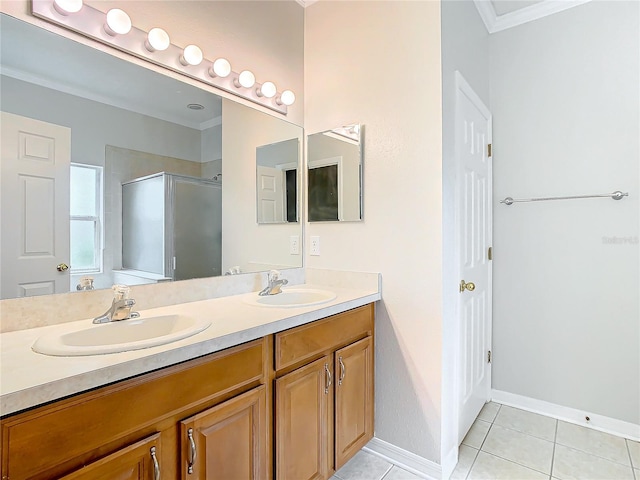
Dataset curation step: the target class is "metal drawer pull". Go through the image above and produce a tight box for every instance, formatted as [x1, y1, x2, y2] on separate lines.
[338, 356, 346, 385]
[187, 428, 197, 474]
[150, 446, 160, 480]
[324, 363, 332, 394]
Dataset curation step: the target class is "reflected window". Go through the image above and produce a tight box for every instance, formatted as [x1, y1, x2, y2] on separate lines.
[308, 164, 338, 221]
[285, 168, 297, 222]
[70, 163, 103, 273]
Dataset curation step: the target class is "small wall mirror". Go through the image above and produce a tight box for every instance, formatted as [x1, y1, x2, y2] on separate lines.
[256, 138, 300, 224]
[307, 124, 363, 222]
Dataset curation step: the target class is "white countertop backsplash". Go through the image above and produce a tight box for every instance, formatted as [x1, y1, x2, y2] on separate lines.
[0, 269, 381, 416]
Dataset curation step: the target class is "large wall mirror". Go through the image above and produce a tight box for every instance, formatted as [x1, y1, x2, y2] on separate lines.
[307, 125, 363, 222]
[0, 14, 303, 300]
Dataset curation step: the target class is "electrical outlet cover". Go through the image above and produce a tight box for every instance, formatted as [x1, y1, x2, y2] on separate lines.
[310, 236, 320, 256]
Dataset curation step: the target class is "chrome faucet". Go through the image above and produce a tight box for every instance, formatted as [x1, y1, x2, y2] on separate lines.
[93, 285, 140, 324]
[258, 270, 288, 296]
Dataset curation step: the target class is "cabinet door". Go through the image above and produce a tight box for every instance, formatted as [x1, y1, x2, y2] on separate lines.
[335, 336, 374, 469]
[179, 385, 267, 480]
[276, 355, 332, 480]
[59, 433, 161, 480]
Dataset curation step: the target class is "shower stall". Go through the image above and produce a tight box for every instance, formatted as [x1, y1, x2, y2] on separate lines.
[122, 172, 222, 281]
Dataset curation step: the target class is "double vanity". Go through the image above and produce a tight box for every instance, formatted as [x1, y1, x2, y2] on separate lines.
[0, 274, 380, 479]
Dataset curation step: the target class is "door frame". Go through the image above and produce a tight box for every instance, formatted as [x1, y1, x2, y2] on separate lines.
[453, 70, 493, 446]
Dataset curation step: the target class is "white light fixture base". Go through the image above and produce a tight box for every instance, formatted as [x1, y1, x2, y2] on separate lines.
[31, 0, 289, 114]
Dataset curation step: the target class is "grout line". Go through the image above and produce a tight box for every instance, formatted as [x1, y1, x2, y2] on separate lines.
[479, 450, 552, 477]
[627, 440, 638, 480]
[493, 402, 502, 423]
[378, 463, 394, 480]
[554, 437, 635, 467]
[464, 446, 480, 480]
[550, 418, 559, 479]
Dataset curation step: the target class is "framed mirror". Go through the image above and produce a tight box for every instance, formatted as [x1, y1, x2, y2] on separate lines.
[0, 14, 303, 300]
[307, 124, 363, 222]
[256, 138, 300, 224]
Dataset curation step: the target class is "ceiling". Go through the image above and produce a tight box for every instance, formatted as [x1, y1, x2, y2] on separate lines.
[474, 0, 593, 33]
[491, 0, 544, 16]
[0, 14, 222, 131]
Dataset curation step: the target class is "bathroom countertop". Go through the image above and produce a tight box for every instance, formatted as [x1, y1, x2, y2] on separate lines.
[0, 284, 380, 417]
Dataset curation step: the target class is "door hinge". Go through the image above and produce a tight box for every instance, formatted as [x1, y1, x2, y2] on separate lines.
[488, 247, 493, 260]
[487, 143, 492, 157]
[487, 350, 492, 364]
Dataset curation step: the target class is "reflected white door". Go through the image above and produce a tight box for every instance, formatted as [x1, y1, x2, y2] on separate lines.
[1, 112, 71, 299]
[257, 165, 284, 223]
[455, 72, 493, 443]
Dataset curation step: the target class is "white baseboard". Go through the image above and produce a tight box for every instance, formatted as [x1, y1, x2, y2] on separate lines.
[363, 437, 441, 480]
[492, 389, 640, 442]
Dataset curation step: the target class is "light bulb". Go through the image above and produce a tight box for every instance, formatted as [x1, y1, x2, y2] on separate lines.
[234, 70, 255, 89]
[145, 28, 170, 52]
[257, 81, 277, 98]
[104, 9, 131, 36]
[53, 0, 83, 15]
[277, 90, 296, 106]
[209, 58, 232, 78]
[180, 45, 203, 66]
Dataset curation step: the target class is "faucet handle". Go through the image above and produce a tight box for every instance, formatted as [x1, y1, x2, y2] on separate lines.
[268, 270, 280, 283]
[112, 284, 131, 301]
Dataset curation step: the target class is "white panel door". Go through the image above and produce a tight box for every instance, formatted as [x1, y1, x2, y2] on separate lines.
[257, 165, 284, 223]
[1, 112, 71, 299]
[455, 73, 493, 443]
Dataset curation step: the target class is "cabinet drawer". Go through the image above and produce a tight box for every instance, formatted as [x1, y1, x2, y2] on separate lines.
[275, 304, 373, 372]
[59, 433, 161, 480]
[1, 338, 265, 480]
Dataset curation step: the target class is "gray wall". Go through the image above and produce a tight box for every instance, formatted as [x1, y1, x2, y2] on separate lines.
[441, 0, 491, 470]
[0, 76, 203, 165]
[490, 1, 639, 424]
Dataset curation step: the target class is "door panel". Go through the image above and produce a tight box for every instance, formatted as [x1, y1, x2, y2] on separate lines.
[1, 112, 71, 299]
[276, 356, 331, 480]
[180, 385, 267, 480]
[334, 337, 374, 469]
[456, 74, 493, 442]
[257, 165, 284, 223]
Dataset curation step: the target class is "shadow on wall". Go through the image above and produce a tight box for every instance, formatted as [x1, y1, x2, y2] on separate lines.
[374, 301, 440, 461]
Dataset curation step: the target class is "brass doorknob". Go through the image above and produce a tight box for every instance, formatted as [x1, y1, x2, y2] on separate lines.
[459, 280, 475, 292]
[57, 263, 70, 272]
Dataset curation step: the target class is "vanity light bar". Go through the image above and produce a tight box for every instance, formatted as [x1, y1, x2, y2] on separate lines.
[31, 0, 293, 115]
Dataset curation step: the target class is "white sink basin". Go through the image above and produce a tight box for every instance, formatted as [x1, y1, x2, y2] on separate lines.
[243, 288, 337, 308]
[32, 314, 211, 356]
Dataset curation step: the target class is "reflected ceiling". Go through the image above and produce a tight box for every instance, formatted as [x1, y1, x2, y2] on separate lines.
[0, 15, 221, 130]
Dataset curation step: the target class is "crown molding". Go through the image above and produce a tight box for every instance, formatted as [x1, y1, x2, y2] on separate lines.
[473, 0, 593, 34]
[473, 0, 498, 33]
[294, 0, 319, 7]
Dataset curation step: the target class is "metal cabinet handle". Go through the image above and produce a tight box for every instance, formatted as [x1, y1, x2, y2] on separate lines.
[338, 356, 346, 386]
[150, 446, 160, 480]
[187, 428, 197, 474]
[324, 363, 332, 394]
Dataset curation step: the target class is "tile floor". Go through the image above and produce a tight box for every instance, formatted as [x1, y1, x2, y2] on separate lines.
[331, 402, 640, 480]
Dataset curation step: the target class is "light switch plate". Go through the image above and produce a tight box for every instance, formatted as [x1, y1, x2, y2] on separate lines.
[290, 235, 300, 255]
[310, 236, 320, 256]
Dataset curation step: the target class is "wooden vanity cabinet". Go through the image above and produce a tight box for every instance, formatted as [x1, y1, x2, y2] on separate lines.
[0, 338, 268, 480]
[1, 303, 375, 480]
[274, 304, 375, 480]
[179, 385, 267, 479]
